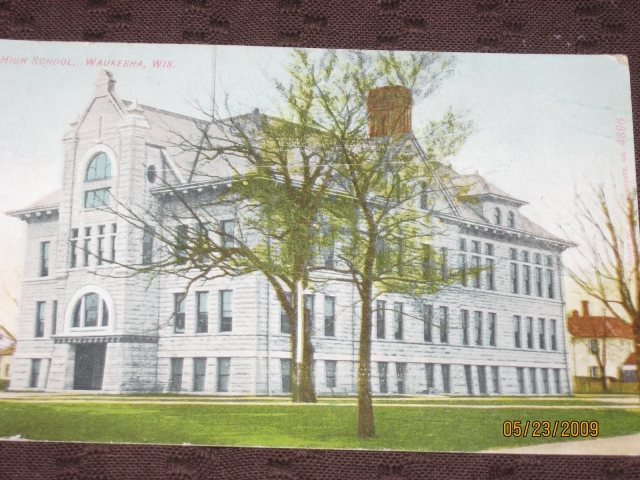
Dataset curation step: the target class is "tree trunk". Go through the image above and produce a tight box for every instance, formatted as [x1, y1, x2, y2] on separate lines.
[290, 278, 316, 403]
[357, 277, 375, 437]
[634, 315, 640, 395]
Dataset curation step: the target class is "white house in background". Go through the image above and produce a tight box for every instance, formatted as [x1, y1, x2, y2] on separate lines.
[0, 325, 16, 383]
[7, 70, 573, 396]
[567, 301, 635, 381]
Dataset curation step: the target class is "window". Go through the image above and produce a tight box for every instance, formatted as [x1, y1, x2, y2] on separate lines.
[546, 269, 555, 298]
[474, 311, 483, 346]
[484, 243, 494, 256]
[217, 358, 231, 392]
[471, 256, 481, 288]
[378, 362, 388, 394]
[526, 317, 534, 349]
[459, 238, 467, 251]
[507, 211, 515, 228]
[281, 359, 291, 393]
[85, 227, 91, 237]
[324, 296, 336, 337]
[147, 165, 157, 183]
[477, 366, 487, 394]
[395, 363, 406, 394]
[299, 294, 313, 336]
[488, 313, 497, 347]
[535, 268, 543, 296]
[590, 366, 599, 378]
[522, 265, 531, 295]
[423, 304, 433, 342]
[529, 368, 537, 394]
[35, 301, 45, 338]
[29, 359, 41, 388]
[142, 227, 154, 265]
[97, 236, 104, 265]
[221, 220, 235, 248]
[464, 365, 473, 394]
[84, 188, 110, 208]
[538, 318, 546, 350]
[491, 366, 500, 394]
[98, 225, 105, 235]
[534, 253, 542, 264]
[83, 238, 90, 267]
[494, 207, 502, 225]
[169, 358, 183, 392]
[425, 363, 435, 393]
[40, 241, 50, 277]
[281, 293, 291, 334]
[219, 290, 233, 332]
[458, 254, 467, 286]
[516, 367, 525, 394]
[521, 250, 530, 262]
[439, 306, 449, 343]
[541, 368, 550, 394]
[394, 302, 403, 340]
[588, 338, 597, 353]
[440, 247, 448, 281]
[325, 360, 337, 388]
[550, 319, 557, 351]
[509, 248, 517, 260]
[461, 309, 469, 345]
[72, 293, 109, 328]
[441, 364, 451, 393]
[376, 300, 386, 339]
[485, 259, 495, 290]
[51, 300, 58, 335]
[545, 255, 554, 267]
[173, 293, 185, 333]
[193, 358, 206, 392]
[110, 223, 117, 261]
[471, 241, 480, 254]
[85, 152, 111, 181]
[71, 228, 79, 238]
[422, 244, 435, 280]
[69, 240, 78, 268]
[510, 263, 519, 294]
[196, 292, 208, 333]
[513, 316, 521, 348]
[553, 369, 561, 393]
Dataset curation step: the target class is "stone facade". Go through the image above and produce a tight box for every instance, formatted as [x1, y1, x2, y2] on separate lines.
[8, 70, 572, 395]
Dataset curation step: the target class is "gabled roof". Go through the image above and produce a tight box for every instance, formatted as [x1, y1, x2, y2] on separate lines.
[452, 172, 528, 206]
[624, 352, 637, 366]
[567, 314, 634, 339]
[0, 325, 15, 342]
[0, 345, 15, 356]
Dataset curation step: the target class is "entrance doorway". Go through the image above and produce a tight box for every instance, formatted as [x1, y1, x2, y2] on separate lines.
[73, 343, 107, 390]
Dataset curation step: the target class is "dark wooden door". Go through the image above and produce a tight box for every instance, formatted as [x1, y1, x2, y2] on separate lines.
[73, 343, 107, 390]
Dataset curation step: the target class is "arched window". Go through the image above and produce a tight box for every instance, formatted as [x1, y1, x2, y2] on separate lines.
[493, 207, 502, 225]
[85, 152, 111, 182]
[72, 293, 109, 327]
[507, 211, 516, 228]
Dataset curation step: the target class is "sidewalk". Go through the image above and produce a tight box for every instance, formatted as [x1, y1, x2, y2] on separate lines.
[483, 432, 640, 456]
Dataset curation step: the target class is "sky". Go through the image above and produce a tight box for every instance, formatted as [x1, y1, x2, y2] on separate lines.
[0, 41, 635, 332]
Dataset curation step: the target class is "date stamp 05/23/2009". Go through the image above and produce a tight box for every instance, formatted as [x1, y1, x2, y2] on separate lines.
[503, 421, 600, 439]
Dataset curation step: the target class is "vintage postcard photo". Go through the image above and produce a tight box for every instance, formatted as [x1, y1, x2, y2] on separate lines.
[0, 40, 638, 453]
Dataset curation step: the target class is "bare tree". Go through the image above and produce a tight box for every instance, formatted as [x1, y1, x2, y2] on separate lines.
[568, 185, 640, 393]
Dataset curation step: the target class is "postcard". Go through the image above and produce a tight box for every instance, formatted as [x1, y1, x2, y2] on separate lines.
[0, 40, 638, 454]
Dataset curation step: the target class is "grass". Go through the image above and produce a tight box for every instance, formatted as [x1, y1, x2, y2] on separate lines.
[0, 399, 639, 451]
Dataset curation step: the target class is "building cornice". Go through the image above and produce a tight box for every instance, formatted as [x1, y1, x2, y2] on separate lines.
[5, 204, 60, 221]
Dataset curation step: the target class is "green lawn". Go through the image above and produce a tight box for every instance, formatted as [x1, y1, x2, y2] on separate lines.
[1, 400, 639, 451]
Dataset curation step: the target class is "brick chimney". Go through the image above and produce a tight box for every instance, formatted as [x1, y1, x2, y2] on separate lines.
[582, 300, 590, 317]
[365, 86, 412, 138]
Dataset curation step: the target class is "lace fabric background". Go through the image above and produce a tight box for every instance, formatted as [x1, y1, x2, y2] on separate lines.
[1, 0, 639, 478]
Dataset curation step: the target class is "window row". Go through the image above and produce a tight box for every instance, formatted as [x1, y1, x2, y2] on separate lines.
[513, 316, 558, 350]
[509, 263, 555, 298]
[33, 300, 58, 337]
[69, 224, 117, 268]
[172, 290, 232, 334]
[168, 357, 230, 392]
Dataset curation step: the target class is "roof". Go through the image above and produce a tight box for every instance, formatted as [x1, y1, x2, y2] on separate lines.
[0, 345, 14, 356]
[452, 173, 528, 206]
[5, 189, 61, 218]
[567, 315, 634, 339]
[0, 325, 15, 342]
[624, 352, 637, 366]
